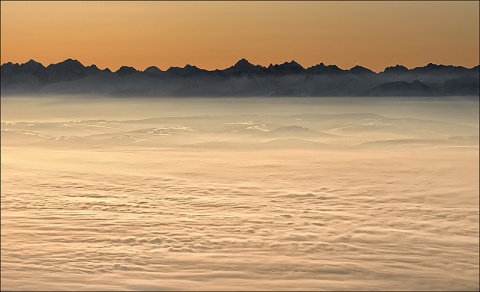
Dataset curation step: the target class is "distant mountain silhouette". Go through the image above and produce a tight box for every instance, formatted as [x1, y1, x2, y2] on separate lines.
[1, 58, 478, 97]
[382, 65, 409, 74]
[349, 65, 375, 76]
[442, 75, 480, 96]
[306, 63, 345, 75]
[166, 64, 205, 77]
[267, 60, 304, 75]
[43, 58, 99, 82]
[116, 66, 138, 77]
[224, 58, 265, 76]
[410, 63, 472, 76]
[144, 66, 163, 76]
[365, 80, 442, 96]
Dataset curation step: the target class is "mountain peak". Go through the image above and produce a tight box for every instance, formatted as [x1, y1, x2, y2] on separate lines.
[383, 64, 409, 74]
[267, 60, 304, 74]
[349, 65, 374, 74]
[165, 64, 205, 76]
[274, 60, 303, 69]
[24, 59, 42, 65]
[116, 66, 138, 77]
[184, 64, 198, 69]
[234, 58, 253, 67]
[307, 63, 344, 74]
[18, 59, 45, 75]
[22, 59, 45, 69]
[144, 66, 162, 75]
[287, 60, 303, 68]
[231, 58, 257, 71]
[418, 63, 444, 70]
[57, 58, 84, 67]
[224, 58, 262, 75]
[64, 58, 79, 62]
[412, 63, 471, 75]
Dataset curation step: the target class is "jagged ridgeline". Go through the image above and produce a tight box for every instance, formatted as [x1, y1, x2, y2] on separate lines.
[1, 58, 478, 97]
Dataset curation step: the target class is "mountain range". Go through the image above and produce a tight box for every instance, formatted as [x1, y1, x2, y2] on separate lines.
[1, 58, 478, 97]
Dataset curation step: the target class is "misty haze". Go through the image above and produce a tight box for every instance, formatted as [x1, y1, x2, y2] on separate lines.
[1, 95, 478, 290]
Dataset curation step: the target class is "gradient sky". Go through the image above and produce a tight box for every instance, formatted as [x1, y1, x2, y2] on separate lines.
[1, 1, 479, 72]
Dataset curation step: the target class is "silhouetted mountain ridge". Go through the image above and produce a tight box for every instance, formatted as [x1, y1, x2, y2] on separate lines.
[1, 58, 478, 97]
[306, 63, 345, 75]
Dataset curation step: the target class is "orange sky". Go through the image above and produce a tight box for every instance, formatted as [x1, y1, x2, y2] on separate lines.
[1, 1, 479, 72]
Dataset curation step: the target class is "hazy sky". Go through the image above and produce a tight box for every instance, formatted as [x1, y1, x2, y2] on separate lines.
[1, 1, 479, 72]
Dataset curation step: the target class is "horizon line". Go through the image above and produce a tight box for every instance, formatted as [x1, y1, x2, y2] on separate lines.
[2, 58, 479, 74]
